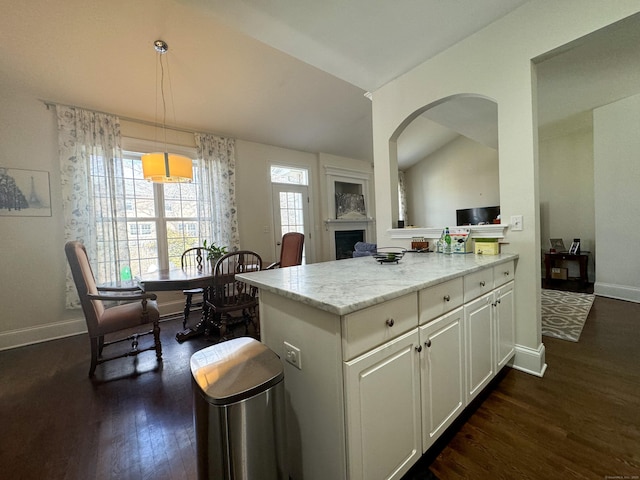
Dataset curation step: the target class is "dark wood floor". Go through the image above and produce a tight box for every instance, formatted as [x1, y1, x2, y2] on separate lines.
[1, 296, 638, 480]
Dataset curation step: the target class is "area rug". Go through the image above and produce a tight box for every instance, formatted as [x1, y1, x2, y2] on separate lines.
[541, 289, 595, 342]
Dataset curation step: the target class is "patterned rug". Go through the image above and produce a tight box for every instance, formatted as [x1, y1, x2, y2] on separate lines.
[541, 289, 595, 342]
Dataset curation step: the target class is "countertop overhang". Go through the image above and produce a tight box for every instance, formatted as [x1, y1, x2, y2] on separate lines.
[237, 252, 518, 316]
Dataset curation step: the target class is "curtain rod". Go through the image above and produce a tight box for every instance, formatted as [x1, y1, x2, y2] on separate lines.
[41, 99, 218, 137]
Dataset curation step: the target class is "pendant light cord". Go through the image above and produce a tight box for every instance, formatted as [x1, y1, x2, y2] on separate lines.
[158, 50, 168, 151]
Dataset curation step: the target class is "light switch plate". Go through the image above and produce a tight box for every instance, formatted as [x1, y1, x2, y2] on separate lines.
[511, 215, 523, 231]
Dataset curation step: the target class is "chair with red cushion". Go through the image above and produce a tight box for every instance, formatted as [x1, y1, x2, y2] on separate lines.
[267, 232, 304, 269]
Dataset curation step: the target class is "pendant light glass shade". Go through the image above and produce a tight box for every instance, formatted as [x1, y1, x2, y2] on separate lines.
[143, 40, 193, 183]
[142, 152, 193, 183]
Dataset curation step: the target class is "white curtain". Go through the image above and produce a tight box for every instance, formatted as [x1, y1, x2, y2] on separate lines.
[194, 133, 240, 251]
[57, 105, 130, 308]
[398, 170, 408, 223]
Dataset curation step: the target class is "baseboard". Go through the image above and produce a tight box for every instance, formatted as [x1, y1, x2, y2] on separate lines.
[511, 342, 547, 377]
[0, 317, 87, 352]
[594, 282, 640, 303]
[0, 300, 186, 352]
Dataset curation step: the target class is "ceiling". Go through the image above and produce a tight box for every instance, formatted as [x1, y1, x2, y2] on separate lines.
[1, 1, 639, 168]
[0, 0, 527, 165]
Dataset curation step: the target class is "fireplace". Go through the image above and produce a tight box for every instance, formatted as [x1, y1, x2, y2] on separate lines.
[335, 230, 364, 260]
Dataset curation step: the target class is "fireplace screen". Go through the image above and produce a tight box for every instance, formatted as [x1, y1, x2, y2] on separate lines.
[335, 230, 364, 260]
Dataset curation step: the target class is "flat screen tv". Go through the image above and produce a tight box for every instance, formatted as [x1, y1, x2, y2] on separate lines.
[456, 206, 500, 226]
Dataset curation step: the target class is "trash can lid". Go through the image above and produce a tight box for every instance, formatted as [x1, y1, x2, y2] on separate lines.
[191, 337, 284, 405]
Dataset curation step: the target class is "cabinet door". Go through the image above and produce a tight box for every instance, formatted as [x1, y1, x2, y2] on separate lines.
[419, 307, 465, 452]
[495, 281, 515, 370]
[464, 292, 494, 403]
[344, 329, 421, 480]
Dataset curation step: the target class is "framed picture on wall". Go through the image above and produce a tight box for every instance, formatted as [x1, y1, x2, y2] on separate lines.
[0, 167, 51, 217]
[335, 193, 366, 219]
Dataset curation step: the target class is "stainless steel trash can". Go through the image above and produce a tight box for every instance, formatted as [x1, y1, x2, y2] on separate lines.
[191, 337, 286, 480]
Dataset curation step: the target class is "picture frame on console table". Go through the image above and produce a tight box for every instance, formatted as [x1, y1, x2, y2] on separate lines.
[569, 241, 580, 255]
[549, 238, 566, 252]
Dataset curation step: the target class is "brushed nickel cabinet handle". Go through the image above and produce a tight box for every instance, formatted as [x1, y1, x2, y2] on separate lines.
[415, 345, 423, 353]
[504, 271, 510, 276]
[443, 294, 451, 302]
[425, 339, 432, 348]
[480, 281, 486, 287]
[386, 318, 395, 327]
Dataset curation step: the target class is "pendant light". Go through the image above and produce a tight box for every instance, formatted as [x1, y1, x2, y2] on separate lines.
[142, 40, 193, 183]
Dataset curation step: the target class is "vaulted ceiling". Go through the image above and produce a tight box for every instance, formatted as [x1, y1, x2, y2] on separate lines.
[1, 1, 639, 168]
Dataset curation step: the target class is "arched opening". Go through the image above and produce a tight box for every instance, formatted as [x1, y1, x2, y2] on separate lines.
[389, 94, 499, 230]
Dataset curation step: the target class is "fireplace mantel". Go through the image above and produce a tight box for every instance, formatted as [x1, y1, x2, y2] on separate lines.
[324, 165, 374, 260]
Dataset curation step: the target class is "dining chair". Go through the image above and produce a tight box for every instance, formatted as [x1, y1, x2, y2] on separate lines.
[181, 246, 206, 328]
[65, 241, 162, 377]
[267, 232, 304, 269]
[206, 250, 262, 340]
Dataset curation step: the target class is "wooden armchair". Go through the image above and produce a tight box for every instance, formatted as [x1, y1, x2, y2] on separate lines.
[267, 232, 304, 269]
[181, 247, 206, 328]
[206, 250, 262, 340]
[65, 241, 162, 377]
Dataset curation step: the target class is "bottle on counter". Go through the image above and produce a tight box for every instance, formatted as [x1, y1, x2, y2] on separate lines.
[436, 229, 444, 253]
[444, 227, 452, 254]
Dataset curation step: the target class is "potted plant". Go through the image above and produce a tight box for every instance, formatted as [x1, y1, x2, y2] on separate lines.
[203, 240, 228, 268]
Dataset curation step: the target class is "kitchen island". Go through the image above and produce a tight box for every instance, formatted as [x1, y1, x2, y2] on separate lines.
[238, 252, 518, 480]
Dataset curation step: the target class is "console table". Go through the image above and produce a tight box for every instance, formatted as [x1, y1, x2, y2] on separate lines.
[544, 252, 589, 285]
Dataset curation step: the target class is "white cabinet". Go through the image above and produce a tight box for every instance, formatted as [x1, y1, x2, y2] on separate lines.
[342, 293, 418, 361]
[419, 306, 465, 452]
[463, 268, 494, 302]
[463, 279, 516, 403]
[344, 329, 422, 480]
[418, 277, 463, 322]
[464, 292, 495, 403]
[344, 269, 515, 480]
[495, 281, 515, 370]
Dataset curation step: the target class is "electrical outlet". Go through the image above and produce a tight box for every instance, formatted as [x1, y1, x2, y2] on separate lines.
[284, 341, 302, 370]
[511, 215, 523, 231]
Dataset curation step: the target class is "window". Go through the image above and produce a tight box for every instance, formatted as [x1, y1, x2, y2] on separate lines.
[92, 151, 210, 280]
[270, 165, 308, 185]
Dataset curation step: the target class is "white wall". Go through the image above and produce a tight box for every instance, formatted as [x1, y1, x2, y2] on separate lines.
[593, 93, 640, 302]
[538, 113, 595, 280]
[0, 87, 80, 348]
[371, 0, 640, 377]
[405, 135, 499, 228]
[235, 140, 320, 265]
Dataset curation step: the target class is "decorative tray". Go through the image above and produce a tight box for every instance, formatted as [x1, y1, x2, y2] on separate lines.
[373, 247, 406, 264]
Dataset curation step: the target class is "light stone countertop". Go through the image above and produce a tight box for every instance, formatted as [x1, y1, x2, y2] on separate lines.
[237, 252, 518, 316]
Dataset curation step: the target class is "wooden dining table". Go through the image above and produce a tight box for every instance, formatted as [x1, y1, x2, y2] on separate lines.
[137, 267, 215, 343]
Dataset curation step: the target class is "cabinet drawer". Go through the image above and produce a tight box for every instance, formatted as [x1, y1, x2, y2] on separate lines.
[342, 293, 418, 361]
[463, 268, 494, 302]
[418, 277, 463, 325]
[493, 260, 514, 288]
